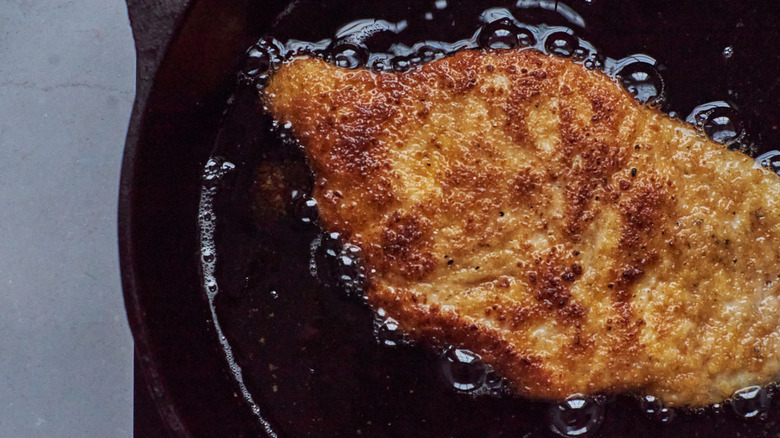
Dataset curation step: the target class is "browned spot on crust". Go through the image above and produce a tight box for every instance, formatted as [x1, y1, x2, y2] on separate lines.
[619, 178, 667, 250]
[380, 211, 436, 280]
[588, 87, 623, 128]
[511, 167, 542, 200]
[559, 104, 628, 239]
[525, 247, 587, 326]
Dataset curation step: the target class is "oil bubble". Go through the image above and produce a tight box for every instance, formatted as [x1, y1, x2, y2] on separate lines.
[371, 57, 391, 72]
[205, 276, 218, 295]
[703, 107, 742, 145]
[586, 52, 605, 70]
[616, 61, 665, 106]
[323, 231, 342, 258]
[290, 190, 318, 225]
[407, 54, 424, 68]
[440, 348, 487, 392]
[392, 56, 413, 72]
[755, 150, 780, 175]
[417, 45, 445, 63]
[548, 394, 604, 437]
[479, 19, 519, 50]
[517, 28, 536, 48]
[731, 385, 770, 419]
[329, 43, 368, 69]
[201, 248, 216, 264]
[572, 47, 589, 62]
[484, 370, 505, 390]
[686, 102, 747, 148]
[376, 316, 403, 347]
[337, 252, 359, 282]
[545, 32, 579, 58]
[639, 394, 676, 423]
[722, 45, 734, 60]
[244, 46, 272, 77]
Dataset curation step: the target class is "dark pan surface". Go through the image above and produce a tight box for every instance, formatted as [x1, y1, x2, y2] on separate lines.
[121, 1, 780, 437]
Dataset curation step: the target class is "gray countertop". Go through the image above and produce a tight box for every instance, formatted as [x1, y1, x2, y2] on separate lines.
[0, 0, 135, 436]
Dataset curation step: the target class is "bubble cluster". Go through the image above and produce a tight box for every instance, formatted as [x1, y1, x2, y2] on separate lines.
[582, 52, 605, 70]
[572, 46, 589, 61]
[242, 9, 620, 81]
[239, 5, 763, 159]
[199, 157, 236, 299]
[240, 39, 284, 88]
[336, 243, 365, 294]
[203, 157, 236, 184]
[548, 394, 604, 438]
[197, 156, 275, 435]
[309, 231, 367, 298]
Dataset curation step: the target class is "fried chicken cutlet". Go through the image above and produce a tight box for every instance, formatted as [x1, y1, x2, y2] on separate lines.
[261, 49, 780, 407]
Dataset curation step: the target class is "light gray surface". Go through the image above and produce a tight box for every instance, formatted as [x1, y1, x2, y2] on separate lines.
[0, 0, 135, 437]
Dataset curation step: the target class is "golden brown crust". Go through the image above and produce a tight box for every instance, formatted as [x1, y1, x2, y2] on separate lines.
[262, 49, 780, 406]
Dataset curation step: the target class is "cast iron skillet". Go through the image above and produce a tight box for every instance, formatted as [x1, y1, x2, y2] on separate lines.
[121, 1, 780, 436]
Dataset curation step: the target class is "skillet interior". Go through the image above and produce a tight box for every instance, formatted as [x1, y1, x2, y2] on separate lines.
[121, 0, 780, 436]
[121, 0, 289, 435]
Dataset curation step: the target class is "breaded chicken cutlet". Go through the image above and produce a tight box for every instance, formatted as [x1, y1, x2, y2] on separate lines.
[260, 49, 780, 407]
